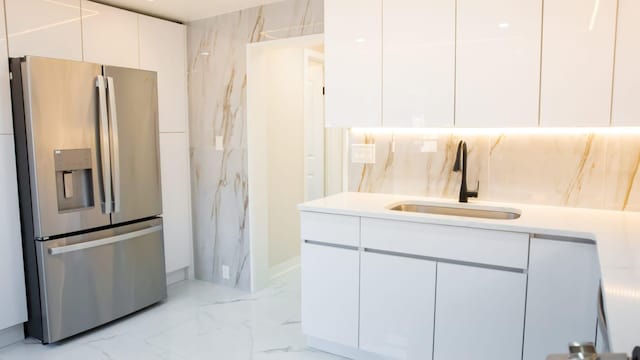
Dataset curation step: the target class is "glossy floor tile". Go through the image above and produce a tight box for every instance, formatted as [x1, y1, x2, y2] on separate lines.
[0, 270, 344, 360]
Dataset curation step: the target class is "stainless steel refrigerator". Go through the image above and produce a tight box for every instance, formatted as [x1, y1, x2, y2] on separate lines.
[9, 56, 167, 344]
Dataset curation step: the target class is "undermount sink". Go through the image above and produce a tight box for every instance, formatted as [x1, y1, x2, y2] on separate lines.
[389, 203, 521, 220]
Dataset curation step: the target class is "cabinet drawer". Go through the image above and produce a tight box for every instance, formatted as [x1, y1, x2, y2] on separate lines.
[300, 212, 359, 247]
[361, 218, 529, 269]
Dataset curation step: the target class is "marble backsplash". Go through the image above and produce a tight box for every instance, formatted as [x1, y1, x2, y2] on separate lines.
[187, 0, 323, 289]
[350, 132, 640, 212]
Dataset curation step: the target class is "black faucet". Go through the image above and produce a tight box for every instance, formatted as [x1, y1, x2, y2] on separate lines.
[453, 140, 479, 203]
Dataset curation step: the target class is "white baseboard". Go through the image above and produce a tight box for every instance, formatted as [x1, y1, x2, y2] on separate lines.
[166, 267, 188, 286]
[307, 336, 385, 360]
[269, 256, 300, 281]
[0, 324, 24, 349]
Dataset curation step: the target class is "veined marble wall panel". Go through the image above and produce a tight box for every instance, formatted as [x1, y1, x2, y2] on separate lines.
[350, 132, 640, 211]
[187, 0, 323, 289]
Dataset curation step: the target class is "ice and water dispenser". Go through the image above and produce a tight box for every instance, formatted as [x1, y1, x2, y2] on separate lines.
[54, 149, 95, 212]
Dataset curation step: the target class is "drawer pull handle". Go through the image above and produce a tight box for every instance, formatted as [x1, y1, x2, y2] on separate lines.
[49, 225, 163, 255]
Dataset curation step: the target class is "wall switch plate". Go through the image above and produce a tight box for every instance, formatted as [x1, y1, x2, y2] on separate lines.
[420, 140, 438, 153]
[351, 144, 376, 164]
[222, 265, 230, 280]
[215, 136, 224, 151]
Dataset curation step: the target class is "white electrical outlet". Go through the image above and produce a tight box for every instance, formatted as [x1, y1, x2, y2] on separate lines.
[215, 136, 224, 151]
[351, 144, 376, 164]
[420, 140, 438, 153]
[222, 265, 230, 280]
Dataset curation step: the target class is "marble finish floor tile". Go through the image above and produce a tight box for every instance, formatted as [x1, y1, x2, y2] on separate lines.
[0, 270, 344, 360]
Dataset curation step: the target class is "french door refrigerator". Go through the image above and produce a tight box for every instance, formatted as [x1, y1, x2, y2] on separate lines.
[9, 56, 167, 344]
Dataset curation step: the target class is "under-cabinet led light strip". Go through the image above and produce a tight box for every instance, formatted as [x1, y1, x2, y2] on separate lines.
[350, 127, 640, 135]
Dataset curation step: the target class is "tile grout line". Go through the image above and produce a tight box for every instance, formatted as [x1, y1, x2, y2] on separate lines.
[537, 0, 544, 127]
[608, 0, 621, 126]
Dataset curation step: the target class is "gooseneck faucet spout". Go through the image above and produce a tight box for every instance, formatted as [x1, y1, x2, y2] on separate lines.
[453, 140, 479, 203]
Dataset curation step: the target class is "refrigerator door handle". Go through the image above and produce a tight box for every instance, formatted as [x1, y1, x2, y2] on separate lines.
[106, 76, 121, 213]
[96, 75, 112, 214]
[48, 225, 163, 255]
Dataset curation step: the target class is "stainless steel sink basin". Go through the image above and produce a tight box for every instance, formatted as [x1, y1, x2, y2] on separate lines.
[389, 203, 521, 220]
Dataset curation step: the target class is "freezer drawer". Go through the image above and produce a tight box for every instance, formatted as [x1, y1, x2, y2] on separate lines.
[36, 218, 167, 343]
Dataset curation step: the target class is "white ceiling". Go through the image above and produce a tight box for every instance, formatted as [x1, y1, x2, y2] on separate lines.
[94, 0, 284, 23]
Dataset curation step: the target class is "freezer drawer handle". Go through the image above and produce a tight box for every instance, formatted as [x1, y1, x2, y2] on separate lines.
[106, 76, 121, 213]
[96, 75, 113, 214]
[48, 225, 163, 255]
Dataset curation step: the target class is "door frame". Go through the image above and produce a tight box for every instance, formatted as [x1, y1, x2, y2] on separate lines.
[246, 34, 348, 292]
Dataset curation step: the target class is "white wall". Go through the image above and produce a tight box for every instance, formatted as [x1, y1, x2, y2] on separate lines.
[247, 34, 326, 291]
[265, 47, 306, 267]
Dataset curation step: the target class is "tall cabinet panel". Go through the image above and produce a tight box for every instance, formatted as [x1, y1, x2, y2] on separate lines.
[523, 239, 599, 360]
[324, 0, 381, 128]
[540, 0, 618, 127]
[382, 0, 454, 128]
[456, 0, 542, 127]
[611, 0, 640, 126]
[433, 263, 527, 360]
[0, 1, 12, 135]
[159, 133, 193, 274]
[81, 1, 139, 68]
[0, 136, 28, 331]
[139, 15, 188, 133]
[5, 0, 83, 60]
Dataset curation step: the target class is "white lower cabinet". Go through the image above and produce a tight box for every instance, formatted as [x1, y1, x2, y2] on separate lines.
[433, 263, 527, 360]
[523, 238, 600, 360]
[0, 135, 28, 332]
[301, 212, 602, 360]
[301, 242, 359, 348]
[360, 252, 436, 359]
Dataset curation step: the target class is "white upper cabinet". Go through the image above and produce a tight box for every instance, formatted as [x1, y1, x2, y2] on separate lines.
[0, 1, 13, 135]
[324, 0, 381, 128]
[0, 135, 28, 331]
[81, 1, 139, 68]
[456, 0, 542, 127]
[540, 0, 618, 127]
[382, 0, 454, 128]
[612, 0, 640, 126]
[5, 0, 83, 60]
[139, 15, 188, 133]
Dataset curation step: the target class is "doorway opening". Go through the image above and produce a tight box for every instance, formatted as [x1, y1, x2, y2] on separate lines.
[247, 34, 347, 292]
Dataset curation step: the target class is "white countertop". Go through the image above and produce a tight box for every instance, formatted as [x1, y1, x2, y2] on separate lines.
[299, 192, 640, 353]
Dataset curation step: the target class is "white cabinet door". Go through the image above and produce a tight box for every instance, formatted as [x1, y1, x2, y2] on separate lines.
[0, 135, 28, 330]
[159, 133, 193, 273]
[0, 1, 13, 135]
[523, 239, 600, 360]
[540, 0, 617, 127]
[5, 0, 83, 60]
[611, 0, 640, 126]
[81, 1, 139, 68]
[433, 263, 527, 360]
[301, 242, 359, 348]
[324, 0, 381, 128]
[382, 0, 454, 128]
[456, 0, 542, 128]
[139, 15, 188, 133]
[360, 252, 436, 359]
